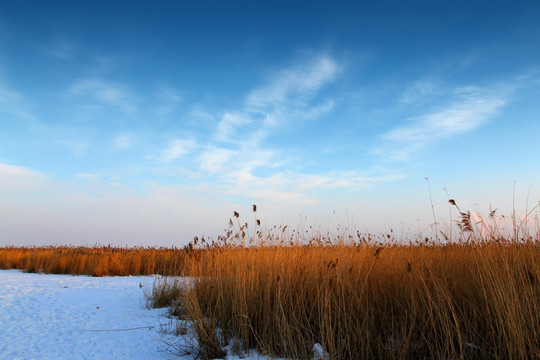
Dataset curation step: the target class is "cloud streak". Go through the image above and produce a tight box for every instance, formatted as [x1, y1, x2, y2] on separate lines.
[57, 139, 89, 157]
[112, 134, 132, 149]
[70, 79, 138, 114]
[0, 163, 47, 190]
[159, 138, 196, 163]
[377, 85, 510, 160]
[154, 86, 183, 117]
[214, 55, 340, 145]
[219, 168, 404, 210]
[246, 55, 340, 112]
[0, 84, 35, 121]
[180, 54, 349, 205]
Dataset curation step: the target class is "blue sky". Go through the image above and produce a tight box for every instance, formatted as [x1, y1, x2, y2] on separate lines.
[1, 1, 539, 246]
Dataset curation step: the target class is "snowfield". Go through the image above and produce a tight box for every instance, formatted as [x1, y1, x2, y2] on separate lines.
[0, 270, 178, 360]
[0, 270, 315, 360]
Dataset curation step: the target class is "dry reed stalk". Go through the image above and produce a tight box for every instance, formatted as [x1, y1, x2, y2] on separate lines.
[166, 240, 539, 360]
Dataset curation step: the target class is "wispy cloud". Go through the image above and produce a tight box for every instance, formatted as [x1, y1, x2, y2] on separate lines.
[377, 85, 510, 160]
[42, 38, 75, 60]
[0, 84, 35, 121]
[57, 139, 88, 157]
[198, 146, 237, 174]
[214, 112, 252, 142]
[154, 86, 183, 117]
[213, 55, 340, 145]
[159, 138, 196, 163]
[112, 134, 132, 149]
[399, 78, 441, 104]
[246, 55, 340, 112]
[224, 169, 403, 207]
[75, 172, 100, 180]
[186, 106, 215, 125]
[70, 79, 138, 113]
[187, 54, 391, 207]
[0, 162, 47, 190]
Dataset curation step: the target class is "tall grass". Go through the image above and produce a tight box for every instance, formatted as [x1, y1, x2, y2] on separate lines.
[152, 204, 539, 359]
[0, 246, 189, 276]
[167, 243, 539, 359]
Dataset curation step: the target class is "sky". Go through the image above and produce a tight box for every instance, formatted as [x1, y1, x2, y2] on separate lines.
[1, 1, 539, 247]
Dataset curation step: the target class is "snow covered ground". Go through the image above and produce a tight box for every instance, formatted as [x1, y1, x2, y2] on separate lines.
[0, 270, 321, 360]
[0, 270, 180, 360]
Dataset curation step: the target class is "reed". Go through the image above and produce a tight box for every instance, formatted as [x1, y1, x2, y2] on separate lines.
[165, 242, 538, 359]
[150, 204, 539, 359]
[0, 246, 188, 276]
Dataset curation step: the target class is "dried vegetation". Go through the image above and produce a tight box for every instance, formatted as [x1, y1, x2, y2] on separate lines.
[1, 200, 539, 359]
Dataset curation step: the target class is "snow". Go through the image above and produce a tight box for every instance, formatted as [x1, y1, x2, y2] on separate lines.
[0, 270, 322, 360]
[0, 270, 176, 360]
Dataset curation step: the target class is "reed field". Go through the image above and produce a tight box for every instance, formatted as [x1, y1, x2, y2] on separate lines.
[147, 203, 540, 360]
[0, 246, 190, 276]
[2, 201, 539, 359]
[159, 241, 538, 360]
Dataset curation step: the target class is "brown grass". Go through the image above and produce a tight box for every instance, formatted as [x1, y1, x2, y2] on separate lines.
[168, 242, 539, 359]
[149, 204, 540, 359]
[0, 246, 189, 276]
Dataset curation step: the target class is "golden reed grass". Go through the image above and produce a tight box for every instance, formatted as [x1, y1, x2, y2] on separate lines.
[0, 246, 190, 276]
[154, 204, 539, 359]
[173, 242, 539, 359]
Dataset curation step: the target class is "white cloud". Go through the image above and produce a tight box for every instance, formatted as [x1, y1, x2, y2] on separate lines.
[112, 134, 132, 149]
[218, 168, 404, 213]
[215, 112, 251, 142]
[378, 86, 509, 160]
[75, 173, 99, 180]
[156, 86, 182, 103]
[0, 163, 47, 190]
[212, 55, 340, 146]
[0, 165, 235, 247]
[295, 172, 403, 190]
[0, 84, 35, 121]
[233, 187, 318, 207]
[199, 54, 341, 191]
[155, 86, 183, 117]
[70, 79, 137, 113]
[0, 86, 22, 104]
[399, 78, 441, 104]
[181, 54, 354, 209]
[159, 138, 196, 162]
[246, 55, 340, 111]
[57, 139, 88, 157]
[186, 106, 215, 125]
[233, 170, 401, 193]
[199, 147, 236, 174]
